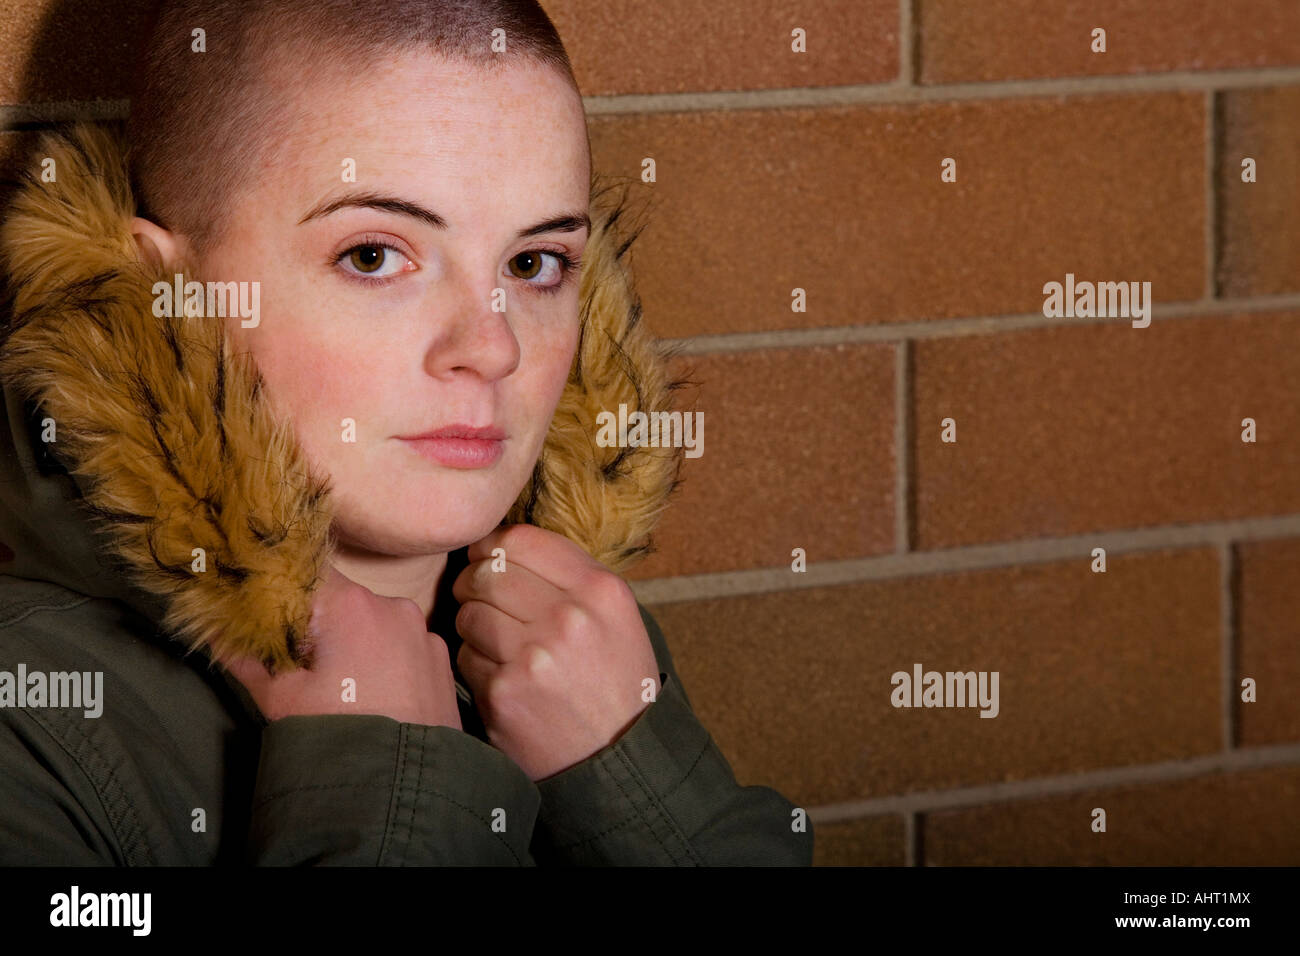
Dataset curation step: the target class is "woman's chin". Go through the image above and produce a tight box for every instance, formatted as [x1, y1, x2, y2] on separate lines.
[322, 462, 528, 553]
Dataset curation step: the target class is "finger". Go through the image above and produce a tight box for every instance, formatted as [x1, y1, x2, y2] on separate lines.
[452, 556, 557, 625]
[457, 632, 505, 690]
[455, 598, 528, 664]
[466, 523, 601, 593]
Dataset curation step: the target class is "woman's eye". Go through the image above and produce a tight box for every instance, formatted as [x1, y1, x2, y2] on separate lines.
[334, 243, 413, 281]
[507, 251, 565, 287]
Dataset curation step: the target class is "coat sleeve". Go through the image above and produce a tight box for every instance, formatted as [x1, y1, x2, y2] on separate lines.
[0, 708, 123, 864]
[247, 714, 542, 865]
[528, 603, 814, 866]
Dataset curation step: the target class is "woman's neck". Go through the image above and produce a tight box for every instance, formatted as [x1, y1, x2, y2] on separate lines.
[326, 547, 454, 623]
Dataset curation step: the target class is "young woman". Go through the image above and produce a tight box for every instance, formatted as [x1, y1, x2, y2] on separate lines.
[0, 0, 812, 865]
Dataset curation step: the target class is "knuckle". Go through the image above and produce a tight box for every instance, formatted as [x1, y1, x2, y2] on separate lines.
[551, 605, 597, 658]
[523, 642, 554, 679]
[455, 640, 472, 671]
[329, 576, 369, 618]
[578, 565, 621, 604]
[391, 594, 422, 616]
[492, 677, 527, 724]
[494, 524, 521, 555]
[427, 632, 450, 661]
[477, 670, 509, 714]
[502, 521, 547, 556]
[503, 522, 535, 547]
[553, 600, 588, 637]
[389, 596, 427, 629]
[599, 570, 635, 606]
[455, 600, 479, 633]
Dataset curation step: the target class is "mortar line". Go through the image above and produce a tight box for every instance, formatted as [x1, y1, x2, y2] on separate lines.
[1221, 542, 1238, 751]
[904, 811, 920, 866]
[577, 69, 1300, 115]
[900, 0, 916, 86]
[629, 513, 1300, 605]
[895, 340, 911, 554]
[1205, 90, 1219, 300]
[808, 742, 1300, 823]
[657, 293, 1300, 355]
[6, 70, 1300, 130]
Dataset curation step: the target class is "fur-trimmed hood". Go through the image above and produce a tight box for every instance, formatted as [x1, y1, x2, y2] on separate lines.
[0, 121, 681, 673]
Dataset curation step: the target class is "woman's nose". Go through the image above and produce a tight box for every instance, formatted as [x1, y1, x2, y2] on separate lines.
[422, 276, 522, 382]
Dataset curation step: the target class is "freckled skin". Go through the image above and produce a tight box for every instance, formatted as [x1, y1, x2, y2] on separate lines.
[173, 53, 592, 600]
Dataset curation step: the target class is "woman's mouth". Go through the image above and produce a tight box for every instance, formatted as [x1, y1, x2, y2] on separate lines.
[397, 425, 506, 469]
[401, 437, 503, 468]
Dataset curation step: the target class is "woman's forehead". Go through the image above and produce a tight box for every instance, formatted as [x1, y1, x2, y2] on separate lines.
[257, 54, 589, 187]
[262, 49, 586, 141]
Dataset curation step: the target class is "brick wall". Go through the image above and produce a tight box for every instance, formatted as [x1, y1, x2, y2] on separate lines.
[543, 0, 1300, 865]
[2, 0, 1298, 865]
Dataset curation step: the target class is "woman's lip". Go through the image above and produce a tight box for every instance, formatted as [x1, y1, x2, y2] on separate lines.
[399, 436, 504, 469]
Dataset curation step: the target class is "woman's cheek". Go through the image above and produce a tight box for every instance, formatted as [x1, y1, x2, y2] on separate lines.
[541, 310, 582, 399]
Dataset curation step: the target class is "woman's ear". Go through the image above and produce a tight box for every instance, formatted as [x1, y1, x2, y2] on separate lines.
[130, 216, 190, 272]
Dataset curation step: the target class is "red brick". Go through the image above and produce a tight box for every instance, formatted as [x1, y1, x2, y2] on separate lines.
[813, 815, 906, 866]
[913, 311, 1300, 550]
[630, 345, 896, 580]
[0, 0, 151, 106]
[919, 0, 1300, 84]
[1237, 538, 1300, 747]
[543, 0, 898, 95]
[923, 766, 1300, 865]
[646, 548, 1220, 806]
[591, 93, 1204, 338]
[1217, 86, 1300, 297]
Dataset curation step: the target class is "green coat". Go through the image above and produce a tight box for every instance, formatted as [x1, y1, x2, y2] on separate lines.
[0, 122, 812, 865]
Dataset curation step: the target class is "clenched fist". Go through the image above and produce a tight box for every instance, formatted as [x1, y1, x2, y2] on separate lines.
[453, 523, 662, 781]
[226, 564, 463, 730]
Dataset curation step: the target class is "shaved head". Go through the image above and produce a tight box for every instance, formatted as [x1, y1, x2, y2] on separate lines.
[126, 0, 579, 258]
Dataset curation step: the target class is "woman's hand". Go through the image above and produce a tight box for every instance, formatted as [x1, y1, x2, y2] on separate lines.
[225, 565, 463, 730]
[452, 523, 662, 781]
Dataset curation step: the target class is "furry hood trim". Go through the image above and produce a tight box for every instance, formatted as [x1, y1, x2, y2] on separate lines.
[0, 121, 682, 672]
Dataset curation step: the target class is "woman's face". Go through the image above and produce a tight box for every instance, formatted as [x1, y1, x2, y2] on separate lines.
[198, 52, 591, 557]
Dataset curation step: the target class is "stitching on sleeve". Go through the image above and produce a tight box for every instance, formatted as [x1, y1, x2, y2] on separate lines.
[593, 751, 674, 860]
[545, 734, 711, 853]
[607, 747, 701, 865]
[656, 736, 711, 803]
[379, 725, 409, 865]
[415, 785, 527, 865]
[407, 724, 426, 860]
[21, 705, 154, 864]
[0, 593, 94, 630]
[253, 781, 396, 811]
[385, 726, 528, 866]
[255, 776, 527, 863]
[6, 706, 133, 864]
[549, 806, 644, 849]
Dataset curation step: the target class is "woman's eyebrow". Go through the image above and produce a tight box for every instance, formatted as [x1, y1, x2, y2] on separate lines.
[298, 191, 590, 237]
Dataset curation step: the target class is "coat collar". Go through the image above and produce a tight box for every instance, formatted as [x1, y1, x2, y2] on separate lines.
[0, 121, 681, 672]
